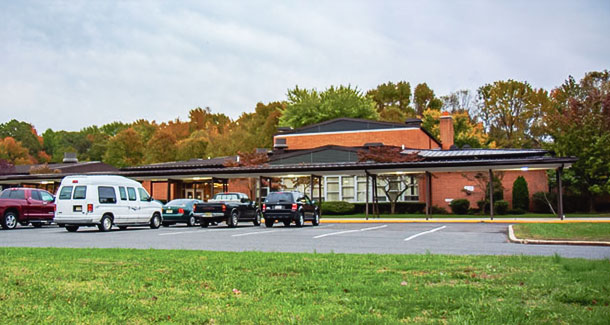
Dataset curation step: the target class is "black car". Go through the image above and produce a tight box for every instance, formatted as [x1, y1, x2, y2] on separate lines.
[262, 191, 320, 227]
[193, 192, 261, 228]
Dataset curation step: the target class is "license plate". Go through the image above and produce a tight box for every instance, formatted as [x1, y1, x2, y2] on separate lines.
[73, 205, 82, 212]
[165, 209, 173, 213]
[204, 213, 213, 217]
[274, 205, 283, 210]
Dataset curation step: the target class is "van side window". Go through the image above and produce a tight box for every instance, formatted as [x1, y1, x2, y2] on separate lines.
[127, 187, 137, 201]
[31, 190, 42, 201]
[138, 188, 150, 202]
[98, 186, 117, 204]
[119, 187, 127, 201]
[59, 186, 73, 200]
[73, 186, 87, 199]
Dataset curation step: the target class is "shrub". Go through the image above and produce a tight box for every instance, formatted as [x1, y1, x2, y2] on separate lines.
[353, 202, 426, 214]
[449, 199, 470, 215]
[507, 208, 526, 215]
[431, 206, 448, 215]
[532, 192, 556, 213]
[512, 176, 530, 211]
[321, 201, 355, 215]
[494, 200, 509, 215]
[477, 200, 488, 213]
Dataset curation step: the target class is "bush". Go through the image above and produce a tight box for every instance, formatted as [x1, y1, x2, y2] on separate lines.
[353, 202, 426, 214]
[477, 200, 488, 213]
[321, 201, 355, 215]
[494, 200, 509, 215]
[512, 176, 530, 211]
[532, 192, 556, 213]
[507, 208, 526, 215]
[449, 199, 470, 215]
[431, 206, 448, 215]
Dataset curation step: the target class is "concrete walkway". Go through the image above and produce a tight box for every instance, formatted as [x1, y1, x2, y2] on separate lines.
[321, 217, 610, 224]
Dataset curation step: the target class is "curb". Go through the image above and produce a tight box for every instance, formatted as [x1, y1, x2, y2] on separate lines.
[320, 219, 610, 224]
[507, 225, 610, 246]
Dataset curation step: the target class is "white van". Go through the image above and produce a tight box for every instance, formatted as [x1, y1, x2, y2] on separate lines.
[54, 175, 163, 232]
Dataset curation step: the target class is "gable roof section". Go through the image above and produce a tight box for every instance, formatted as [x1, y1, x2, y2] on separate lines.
[121, 156, 237, 171]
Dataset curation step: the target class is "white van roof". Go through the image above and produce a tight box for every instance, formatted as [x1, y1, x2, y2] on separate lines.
[60, 175, 141, 187]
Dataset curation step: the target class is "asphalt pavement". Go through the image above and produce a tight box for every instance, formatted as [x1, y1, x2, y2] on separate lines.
[1, 222, 609, 259]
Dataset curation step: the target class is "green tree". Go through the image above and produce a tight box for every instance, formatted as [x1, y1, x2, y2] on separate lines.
[103, 128, 144, 167]
[175, 130, 209, 161]
[440, 90, 475, 113]
[100, 121, 129, 137]
[545, 70, 610, 212]
[476, 80, 549, 148]
[421, 109, 490, 148]
[0, 119, 43, 157]
[413, 83, 442, 115]
[279, 85, 378, 128]
[233, 102, 284, 152]
[512, 176, 530, 211]
[144, 129, 177, 163]
[367, 81, 414, 121]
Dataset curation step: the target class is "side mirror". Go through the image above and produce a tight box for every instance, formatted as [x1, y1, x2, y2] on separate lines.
[240, 198, 248, 203]
[148, 197, 153, 202]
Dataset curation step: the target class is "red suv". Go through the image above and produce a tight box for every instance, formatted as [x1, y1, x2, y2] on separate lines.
[0, 188, 56, 229]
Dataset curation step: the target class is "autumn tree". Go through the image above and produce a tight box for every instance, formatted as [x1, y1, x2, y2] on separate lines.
[144, 128, 177, 163]
[421, 109, 490, 148]
[440, 90, 475, 113]
[476, 80, 549, 148]
[545, 70, 610, 212]
[103, 128, 144, 167]
[233, 102, 284, 152]
[279, 85, 379, 128]
[367, 81, 415, 122]
[413, 83, 443, 115]
[0, 137, 34, 164]
[175, 130, 209, 161]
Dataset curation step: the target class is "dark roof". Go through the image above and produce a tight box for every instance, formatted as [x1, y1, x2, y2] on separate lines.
[269, 145, 404, 165]
[402, 148, 550, 160]
[13, 161, 117, 175]
[121, 156, 237, 171]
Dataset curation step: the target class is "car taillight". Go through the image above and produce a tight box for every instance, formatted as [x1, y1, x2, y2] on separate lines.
[193, 204, 196, 211]
[262, 204, 266, 210]
[178, 208, 184, 214]
[87, 204, 93, 213]
[291, 203, 297, 211]
[222, 204, 226, 212]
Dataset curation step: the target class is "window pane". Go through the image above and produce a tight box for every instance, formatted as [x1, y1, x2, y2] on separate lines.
[127, 187, 136, 201]
[119, 187, 127, 200]
[327, 177, 339, 182]
[342, 187, 354, 197]
[138, 188, 150, 202]
[342, 177, 354, 186]
[327, 183, 339, 192]
[73, 186, 87, 199]
[98, 186, 116, 204]
[40, 191, 54, 202]
[31, 190, 41, 201]
[9, 190, 25, 200]
[59, 186, 73, 200]
[327, 193, 340, 201]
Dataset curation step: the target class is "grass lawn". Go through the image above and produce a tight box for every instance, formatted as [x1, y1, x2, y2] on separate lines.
[1, 248, 609, 323]
[324, 213, 608, 219]
[513, 223, 610, 241]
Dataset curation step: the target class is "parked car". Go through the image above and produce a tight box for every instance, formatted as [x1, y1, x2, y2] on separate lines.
[262, 191, 320, 227]
[193, 192, 261, 228]
[162, 199, 204, 227]
[54, 175, 163, 232]
[0, 188, 55, 229]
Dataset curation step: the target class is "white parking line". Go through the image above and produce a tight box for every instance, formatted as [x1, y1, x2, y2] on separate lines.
[403, 226, 446, 241]
[232, 230, 279, 237]
[313, 225, 387, 239]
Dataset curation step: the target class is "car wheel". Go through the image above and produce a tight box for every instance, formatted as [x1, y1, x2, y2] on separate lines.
[283, 220, 291, 227]
[162, 222, 170, 227]
[295, 212, 304, 228]
[66, 225, 79, 232]
[187, 215, 196, 227]
[312, 211, 320, 226]
[2, 211, 18, 230]
[98, 215, 113, 232]
[228, 210, 239, 228]
[253, 210, 261, 226]
[200, 221, 209, 228]
[118, 226, 128, 230]
[32, 222, 43, 228]
[264, 218, 274, 228]
[150, 213, 161, 229]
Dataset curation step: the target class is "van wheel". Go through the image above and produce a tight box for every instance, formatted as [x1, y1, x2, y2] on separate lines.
[312, 211, 320, 226]
[119, 226, 128, 230]
[253, 210, 262, 226]
[32, 223, 43, 228]
[66, 225, 79, 232]
[2, 211, 18, 230]
[295, 212, 304, 228]
[265, 218, 274, 228]
[150, 213, 161, 229]
[187, 215, 196, 227]
[228, 210, 239, 228]
[98, 215, 113, 232]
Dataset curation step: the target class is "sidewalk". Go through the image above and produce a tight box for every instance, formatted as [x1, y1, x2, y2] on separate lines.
[320, 217, 610, 224]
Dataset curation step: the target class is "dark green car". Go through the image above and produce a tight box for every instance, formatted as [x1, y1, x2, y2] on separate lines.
[162, 199, 204, 227]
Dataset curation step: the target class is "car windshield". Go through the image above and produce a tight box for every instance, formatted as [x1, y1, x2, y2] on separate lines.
[265, 192, 295, 203]
[166, 199, 191, 207]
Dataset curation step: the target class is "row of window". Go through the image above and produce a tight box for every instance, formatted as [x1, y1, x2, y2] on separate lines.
[0, 189, 54, 202]
[59, 186, 150, 204]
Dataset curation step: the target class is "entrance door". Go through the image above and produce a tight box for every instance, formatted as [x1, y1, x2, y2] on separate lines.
[185, 189, 204, 200]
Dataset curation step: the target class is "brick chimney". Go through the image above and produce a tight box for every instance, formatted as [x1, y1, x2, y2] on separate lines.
[439, 112, 454, 150]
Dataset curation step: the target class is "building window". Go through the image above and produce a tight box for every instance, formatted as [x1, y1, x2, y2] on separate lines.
[326, 177, 340, 201]
[342, 176, 355, 201]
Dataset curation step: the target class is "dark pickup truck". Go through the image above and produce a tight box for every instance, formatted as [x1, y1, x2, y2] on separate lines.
[0, 187, 56, 229]
[193, 192, 261, 228]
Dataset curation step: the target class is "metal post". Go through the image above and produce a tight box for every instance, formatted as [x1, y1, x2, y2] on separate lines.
[556, 166, 564, 220]
[372, 174, 379, 218]
[317, 176, 322, 216]
[310, 175, 314, 199]
[166, 180, 171, 202]
[365, 171, 369, 220]
[150, 181, 154, 198]
[489, 169, 494, 220]
[258, 176, 263, 208]
[210, 178, 215, 197]
[425, 171, 432, 220]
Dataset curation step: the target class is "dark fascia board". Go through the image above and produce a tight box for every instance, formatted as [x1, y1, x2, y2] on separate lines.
[268, 145, 402, 161]
[273, 117, 442, 147]
[121, 156, 237, 171]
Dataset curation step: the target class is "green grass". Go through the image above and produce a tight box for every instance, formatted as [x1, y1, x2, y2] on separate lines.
[325, 213, 608, 219]
[514, 223, 610, 241]
[1, 248, 609, 324]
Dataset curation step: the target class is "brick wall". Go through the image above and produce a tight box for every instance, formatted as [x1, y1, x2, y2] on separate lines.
[275, 128, 440, 150]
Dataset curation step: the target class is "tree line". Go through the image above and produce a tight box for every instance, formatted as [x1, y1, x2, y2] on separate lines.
[0, 70, 608, 210]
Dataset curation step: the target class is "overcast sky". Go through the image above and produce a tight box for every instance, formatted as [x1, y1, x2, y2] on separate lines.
[1, 0, 608, 132]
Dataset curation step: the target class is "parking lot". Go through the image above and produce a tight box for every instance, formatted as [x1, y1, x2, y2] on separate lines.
[1, 222, 609, 259]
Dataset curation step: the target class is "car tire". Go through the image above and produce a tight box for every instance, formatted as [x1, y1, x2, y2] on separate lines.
[253, 210, 261, 226]
[118, 226, 128, 230]
[150, 213, 162, 229]
[312, 211, 320, 226]
[187, 215, 196, 227]
[32, 222, 43, 228]
[295, 212, 304, 228]
[200, 221, 209, 228]
[2, 211, 18, 230]
[57, 223, 65, 227]
[283, 220, 291, 227]
[66, 225, 79, 232]
[228, 210, 239, 228]
[98, 215, 113, 232]
[162, 222, 171, 227]
[265, 218, 274, 228]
